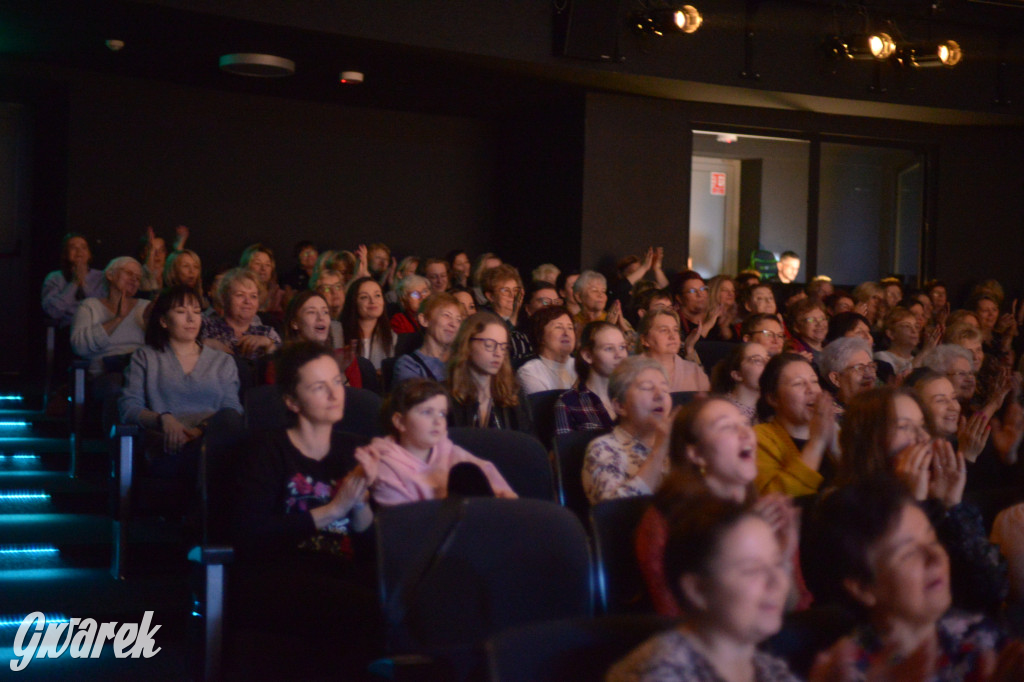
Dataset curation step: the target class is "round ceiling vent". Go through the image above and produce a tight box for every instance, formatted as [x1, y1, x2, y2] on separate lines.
[219, 53, 295, 78]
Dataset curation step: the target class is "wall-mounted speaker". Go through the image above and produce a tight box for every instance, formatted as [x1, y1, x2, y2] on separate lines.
[553, 0, 623, 62]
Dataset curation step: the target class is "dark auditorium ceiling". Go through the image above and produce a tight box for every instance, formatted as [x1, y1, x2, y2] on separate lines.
[0, 0, 1023, 124]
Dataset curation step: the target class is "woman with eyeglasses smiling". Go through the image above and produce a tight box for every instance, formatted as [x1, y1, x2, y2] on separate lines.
[389, 274, 431, 335]
[446, 311, 534, 434]
[785, 298, 829, 365]
[711, 342, 770, 425]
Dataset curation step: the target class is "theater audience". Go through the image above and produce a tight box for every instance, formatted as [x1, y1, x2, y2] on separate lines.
[42, 233, 106, 327]
[820, 337, 877, 410]
[785, 298, 828, 363]
[804, 476, 1023, 681]
[391, 292, 463, 384]
[637, 308, 710, 392]
[422, 258, 450, 295]
[119, 285, 244, 478]
[201, 268, 282, 361]
[582, 356, 672, 504]
[553, 321, 627, 435]
[389, 275, 430, 334]
[231, 342, 380, 669]
[711, 342, 769, 424]
[340, 276, 396, 372]
[517, 305, 577, 394]
[446, 249, 471, 288]
[240, 243, 285, 323]
[355, 378, 516, 505]
[740, 313, 786, 357]
[480, 263, 532, 367]
[755, 353, 838, 497]
[446, 311, 533, 433]
[834, 387, 1008, 614]
[635, 398, 802, 617]
[71, 256, 148, 378]
[608, 494, 798, 682]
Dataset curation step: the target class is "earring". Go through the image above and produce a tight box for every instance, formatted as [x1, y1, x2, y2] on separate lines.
[699, 465, 706, 477]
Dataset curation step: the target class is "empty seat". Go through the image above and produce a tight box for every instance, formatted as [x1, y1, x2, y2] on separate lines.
[552, 428, 609, 524]
[448, 427, 555, 501]
[527, 388, 565, 449]
[375, 497, 593, 679]
[590, 495, 654, 614]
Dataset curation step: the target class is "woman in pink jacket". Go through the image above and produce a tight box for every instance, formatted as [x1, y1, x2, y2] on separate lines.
[356, 378, 517, 505]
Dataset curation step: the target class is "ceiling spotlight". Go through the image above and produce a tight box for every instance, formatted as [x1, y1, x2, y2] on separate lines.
[219, 53, 295, 78]
[632, 5, 703, 36]
[899, 40, 962, 68]
[827, 33, 895, 61]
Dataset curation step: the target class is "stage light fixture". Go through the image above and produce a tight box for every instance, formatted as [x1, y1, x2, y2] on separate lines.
[899, 40, 962, 67]
[827, 33, 895, 61]
[633, 5, 702, 36]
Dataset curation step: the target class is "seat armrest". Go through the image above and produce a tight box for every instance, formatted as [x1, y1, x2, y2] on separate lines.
[112, 424, 141, 438]
[189, 545, 235, 565]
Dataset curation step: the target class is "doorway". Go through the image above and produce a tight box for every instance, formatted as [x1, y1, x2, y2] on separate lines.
[689, 156, 740, 278]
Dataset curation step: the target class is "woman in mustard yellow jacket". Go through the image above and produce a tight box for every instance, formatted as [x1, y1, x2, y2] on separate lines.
[754, 354, 839, 497]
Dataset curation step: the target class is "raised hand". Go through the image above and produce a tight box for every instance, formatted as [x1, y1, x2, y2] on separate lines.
[957, 412, 991, 463]
[927, 439, 966, 508]
[893, 441, 933, 501]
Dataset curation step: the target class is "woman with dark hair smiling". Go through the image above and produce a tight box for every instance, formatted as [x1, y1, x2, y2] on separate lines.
[754, 353, 839, 497]
[517, 305, 577, 394]
[340, 276, 396, 373]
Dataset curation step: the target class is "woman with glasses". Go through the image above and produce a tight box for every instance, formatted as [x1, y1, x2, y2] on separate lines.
[874, 307, 922, 377]
[820, 337, 878, 411]
[516, 305, 577, 394]
[785, 298, 829, 364]
[740, 314, 786, 358]
[755, 353, 839, 497]
[711, 342, 770, 425]
[311, 268, 346, 348]
[673, 271, 709, 337]
[422, 258, 450, 295]
[389, 275, 431, 335]
[446, 311, 534, 434]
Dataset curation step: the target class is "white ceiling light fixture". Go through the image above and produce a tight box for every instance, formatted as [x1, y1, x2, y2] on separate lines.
[219, 53, 295, 78]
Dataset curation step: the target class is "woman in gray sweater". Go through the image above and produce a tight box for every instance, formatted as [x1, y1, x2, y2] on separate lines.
[119, 284, 243, 477]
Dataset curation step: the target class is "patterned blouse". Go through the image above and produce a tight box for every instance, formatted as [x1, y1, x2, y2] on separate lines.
[833, 611, 1004, 681]
[606, 628, 799, 682]
[582, 426, 666, 505]
[200, 314, 281, 361]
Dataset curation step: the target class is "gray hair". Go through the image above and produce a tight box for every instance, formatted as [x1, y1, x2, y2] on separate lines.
[573, 270, 606, 297]
[918, 344, 974, 374]
[103, 256, 142, 293]
[531, 263, 560, 285]
[394, 274, 429, 301]
[819, 337, 873, 378]
[608, 356, 668, 405]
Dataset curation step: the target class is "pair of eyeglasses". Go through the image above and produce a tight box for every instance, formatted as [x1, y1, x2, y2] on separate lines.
[535, 297, 565, 307]
[318, 284, 344, 294]
[800, 316, 828, 325]
[752, 330, 785, 341]
[409, 291, 428, 300]
[947, 370, 974, 380]
[471, 337, 509, 353]
[843, 362, 878, 375]
[684, 286, 709, 295]
[742, 355, 769, 366]
[497, 287, 522, 297]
